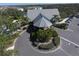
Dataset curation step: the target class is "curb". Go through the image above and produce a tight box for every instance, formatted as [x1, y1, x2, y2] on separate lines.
[28, 38, 62, 54]
[6, 30, 26, 51]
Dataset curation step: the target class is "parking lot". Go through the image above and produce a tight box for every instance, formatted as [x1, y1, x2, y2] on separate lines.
[57, 17, 79, 56]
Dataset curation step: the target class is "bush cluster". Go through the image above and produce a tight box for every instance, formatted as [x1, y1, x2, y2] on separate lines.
[31, 28, 58, 42]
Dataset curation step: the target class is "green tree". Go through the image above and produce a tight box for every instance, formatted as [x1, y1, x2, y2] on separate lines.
[31, 29, 58, 42]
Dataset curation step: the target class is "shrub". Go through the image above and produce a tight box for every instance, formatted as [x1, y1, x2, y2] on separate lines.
[31, 28, 58, 43]
[53, 37, 60, 47]
[38, 42, 53, 50]
[52, 30, 58, 37]
[30, 28, 60, 50]
[36, 29, 53, 42]
[54, 23, 68, 29]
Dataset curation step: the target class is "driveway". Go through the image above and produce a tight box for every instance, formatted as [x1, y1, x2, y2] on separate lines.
[15, 31, 68, 56]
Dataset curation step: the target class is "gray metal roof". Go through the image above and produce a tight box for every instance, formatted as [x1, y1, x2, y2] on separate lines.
[33, 14, 52, 28]
[27, 9, 60, 21]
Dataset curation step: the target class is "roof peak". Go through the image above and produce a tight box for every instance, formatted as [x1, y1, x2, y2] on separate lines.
[33, 13, 52, 28]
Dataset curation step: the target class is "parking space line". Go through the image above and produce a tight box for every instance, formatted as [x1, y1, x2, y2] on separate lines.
[60, 36, 79, 47]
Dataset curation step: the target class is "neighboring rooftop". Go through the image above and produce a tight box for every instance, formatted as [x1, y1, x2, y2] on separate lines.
[27, 8, 60, 22]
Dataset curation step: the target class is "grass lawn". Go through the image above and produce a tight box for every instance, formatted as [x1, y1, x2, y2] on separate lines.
[0, 32, 20, 56]
[0, 32, 20, 48]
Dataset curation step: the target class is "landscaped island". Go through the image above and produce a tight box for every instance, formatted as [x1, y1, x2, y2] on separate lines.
[30, 28, 60, 51]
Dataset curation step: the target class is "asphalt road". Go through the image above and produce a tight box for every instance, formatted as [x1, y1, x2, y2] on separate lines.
[15, 17, 79, 56]
[14, 31, 68, 56]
